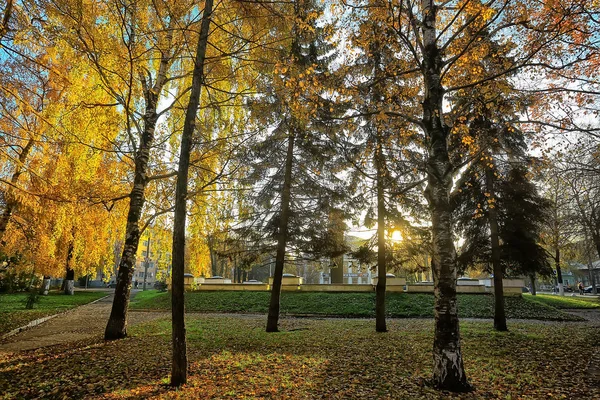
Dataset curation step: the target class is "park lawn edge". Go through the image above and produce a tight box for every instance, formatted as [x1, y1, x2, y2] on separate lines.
[0, 291, 108, 336]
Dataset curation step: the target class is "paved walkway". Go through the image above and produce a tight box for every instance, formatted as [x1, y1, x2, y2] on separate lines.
[0, 292, 167, 353]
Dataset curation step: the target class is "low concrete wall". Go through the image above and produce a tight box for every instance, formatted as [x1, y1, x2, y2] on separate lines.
[203, 278, 232, 284]
[301, 284, 373, 292]
[502, 279, 525, 287]
[457, 285, 486, 293]
[371, 277, 406, 286]
[483, 278, 525, 297]
[457, 279, 480, 286]
[269, 277, 303, 286]
[406, 284, 434, 293]
[195, 283, 269, 291]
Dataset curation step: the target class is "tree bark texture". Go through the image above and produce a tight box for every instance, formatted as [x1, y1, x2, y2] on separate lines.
[421, 0, 471, 391]
[170, 0, 213, 386]
[586, 233, 598, 295]
[555, 247, 564, 296]
[529, 275, 536, 296]
[104, 101, 157, 339]
[266, 132, 295, 333]
[64, 241, 75, 295]
[486, 167, 507, 331]
[104, 27, 174, 341]
[375, 129, 387, 333]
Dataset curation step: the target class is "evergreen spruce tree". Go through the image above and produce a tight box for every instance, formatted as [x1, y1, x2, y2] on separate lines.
[237, 0, 347, 333]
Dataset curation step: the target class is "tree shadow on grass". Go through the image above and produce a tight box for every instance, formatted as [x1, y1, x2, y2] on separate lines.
[1, 317, 598, 399]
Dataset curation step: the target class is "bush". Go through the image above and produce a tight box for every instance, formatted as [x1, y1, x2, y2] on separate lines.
[153, 281, 168, 292]
[24, 290, 40, 309]
[0, 269, 40, 293]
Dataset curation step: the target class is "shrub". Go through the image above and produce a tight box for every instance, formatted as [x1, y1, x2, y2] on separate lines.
[25, 290, 40, 309]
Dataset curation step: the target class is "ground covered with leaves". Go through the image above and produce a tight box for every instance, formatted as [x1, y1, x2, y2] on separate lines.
[1, 315, 598, 399]
[131, 291, 583, 321]
[0, 291, 108, 335]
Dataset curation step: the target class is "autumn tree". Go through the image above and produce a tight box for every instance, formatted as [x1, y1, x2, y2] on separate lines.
[336, 4, 425, 332]
[333, 0, 594, 390]
[0, 2, 126, 292]
[36, 0, 201, 338]
[234, 0, 346, 332]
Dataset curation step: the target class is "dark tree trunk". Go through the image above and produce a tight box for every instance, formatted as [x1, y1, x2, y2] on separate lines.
[208, 236, 218, 276]
[555, 247, 564, 295]
[0, 138, 34, 245]
[375, 128, 387, 333]
[170, 0, 213, 386]
[421, 0, 471, 391]
[529, 275, 537, 296]
[266, 132, 295, 332]
[104, 27, 174, 341]
[588, 233, 598, 295]
[330, 255, 344, 283]
[593, 233, 600, 290]
[486, 167, 507, 331]
[104, 110, 156, 339]
[64, 241, 75, 295]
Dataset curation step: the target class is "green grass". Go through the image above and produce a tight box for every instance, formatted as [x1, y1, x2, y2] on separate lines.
[0, 291, 107, 335]
[2, 315, 597, 399]
[524, 293, 600, 309]
[130, 290, 582, 321]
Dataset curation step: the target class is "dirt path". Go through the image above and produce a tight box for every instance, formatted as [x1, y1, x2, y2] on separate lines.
[0, 293, 168, 353]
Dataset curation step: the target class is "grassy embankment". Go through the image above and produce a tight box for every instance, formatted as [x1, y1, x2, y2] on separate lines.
[130, 290, 586, 321]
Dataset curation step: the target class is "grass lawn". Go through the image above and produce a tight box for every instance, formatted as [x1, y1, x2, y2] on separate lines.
[0, 291, 107, 335]
[131, 290, 582, 321]
[525, 293, 600, 309]
[1, 315, 597, 399]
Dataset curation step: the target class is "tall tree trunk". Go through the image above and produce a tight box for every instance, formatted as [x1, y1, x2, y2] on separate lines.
[266, 131, 295, 332]
[64, 241, 75, 295]
[104, 26, 173, 341]
[421, 0, 471, 391]
[486, 167, 507, 331]
[586, 231, 598, 295]
[529, 274, 536, 296]
[555, 247, 564, 295]
[330, 254, 344, 283]
[170, 0, 213, 386]
[104, 108, 156, 339]
[0, 138, 34, 244]
[375, 128, 387, 333]
[208, 236, 218, 276]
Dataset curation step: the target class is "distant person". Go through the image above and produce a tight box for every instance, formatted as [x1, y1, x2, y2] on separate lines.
[578, 281, 584, 295]
[134, 280, 139, 289]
